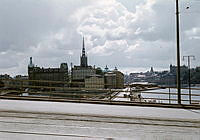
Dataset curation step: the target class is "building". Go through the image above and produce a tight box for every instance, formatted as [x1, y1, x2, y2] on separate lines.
[105, 72, 117, 89]
[170, 64, 188, 75]
[0, 74, 11, 89]
[105, 68, 124, 89]
[26, 37, 124, 89]
[71, 37, 96, 85]
[28, 57, 69, 87]
[0, 74, 10, 88]
[9, 75, 29, 89]
[72, 66, 96, 82]
[0, 74, 29, 89]
[0, 80, 4, 88]
[150, 67, 154, 73]
[0, 74, 10, 80]
[85, 75, 104, 89]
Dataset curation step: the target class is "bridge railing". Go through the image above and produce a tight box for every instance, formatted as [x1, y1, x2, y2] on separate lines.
[114, 86, 200, 105]
[0, 79, 200, 106]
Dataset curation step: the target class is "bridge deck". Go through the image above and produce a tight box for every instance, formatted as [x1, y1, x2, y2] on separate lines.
[0, 99, 200, 139]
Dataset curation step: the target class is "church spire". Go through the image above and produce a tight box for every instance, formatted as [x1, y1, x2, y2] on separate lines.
[82, 36, 86, 56]
[80, 36, 88, 67]
[28, 57, 34, 68]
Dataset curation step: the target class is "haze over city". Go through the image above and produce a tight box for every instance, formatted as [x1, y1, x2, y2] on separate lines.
[0, 0, 200, 75]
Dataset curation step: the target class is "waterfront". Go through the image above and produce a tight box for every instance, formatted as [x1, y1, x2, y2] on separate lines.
[142, 87, 200, 104]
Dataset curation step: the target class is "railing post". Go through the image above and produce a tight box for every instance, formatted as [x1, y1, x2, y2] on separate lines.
[109, 89, 111, 102]
[49, 82, 52, 98]
[169, 87, 171, 104]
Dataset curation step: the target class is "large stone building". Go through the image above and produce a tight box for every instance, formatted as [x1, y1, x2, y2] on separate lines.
[28, 57, 69, 86]
[71, 37, 96, 85]
[104, 68, 124, 89]
[85, 75, 104, 89]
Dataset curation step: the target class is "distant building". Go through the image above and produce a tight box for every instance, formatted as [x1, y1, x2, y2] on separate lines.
[0, 74, 11, 89]
[0, 74, 11, 80]
[10, 75, 29, 89]
[26, 37, 124, 89]
[85, 75, 104, 89]
[28, 57, 69, 87]
[71, 37, 96, 85]
[72, 66, 96, 82]
[0, 80, 4, 88]
[170, 64, 188, 75]
[0, 74, 29, 89]
[150, 67, 154, 73]
[105, 69, 124, 89]
[105, 72, 117, 89]
[196, 67, 200, 71]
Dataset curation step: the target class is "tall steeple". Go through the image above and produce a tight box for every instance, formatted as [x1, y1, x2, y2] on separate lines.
[80, 36, 88, 67]
[82, 36, 86, 56]
[28, 57, 34, 68]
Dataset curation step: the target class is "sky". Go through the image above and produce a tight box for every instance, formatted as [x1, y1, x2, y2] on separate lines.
[0, 0, 200, 76]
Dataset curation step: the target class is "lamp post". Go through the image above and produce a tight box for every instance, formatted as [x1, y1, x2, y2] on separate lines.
[176, 0, 181, 104]
[183, 55, 195, 104]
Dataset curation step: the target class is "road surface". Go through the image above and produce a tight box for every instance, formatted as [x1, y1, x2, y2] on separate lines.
[0, 99, 200, 140]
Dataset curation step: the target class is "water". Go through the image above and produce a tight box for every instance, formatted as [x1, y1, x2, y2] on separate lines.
[142, 87, 200, 104]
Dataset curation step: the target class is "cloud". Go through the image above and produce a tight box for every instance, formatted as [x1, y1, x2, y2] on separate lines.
[75, 0, 176, 68]
[0, 0, 200, 76]
[0, 0, 89, 75]
[89, 40, 128, 56]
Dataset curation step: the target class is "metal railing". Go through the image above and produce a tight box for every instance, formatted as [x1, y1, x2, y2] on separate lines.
[0, 79, 200, 108]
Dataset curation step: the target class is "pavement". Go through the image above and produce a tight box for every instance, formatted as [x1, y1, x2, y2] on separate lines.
[0, 99, 200, 140]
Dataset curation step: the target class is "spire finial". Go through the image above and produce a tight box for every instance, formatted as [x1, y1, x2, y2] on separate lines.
[28, 57, 34, 68]
[83, 36, 85, 48]
[82, 36, 85, 56]
[30, 57, 32, 64]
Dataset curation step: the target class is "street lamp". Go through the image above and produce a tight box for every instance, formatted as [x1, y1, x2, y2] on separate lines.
[175, 0, 181, 104]
[183, 55, 195, 104]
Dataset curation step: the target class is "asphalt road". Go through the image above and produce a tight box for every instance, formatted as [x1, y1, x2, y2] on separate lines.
[0, 99, 200, 140]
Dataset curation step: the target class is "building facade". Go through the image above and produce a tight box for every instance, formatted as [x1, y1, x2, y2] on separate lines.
[72, 66, 96, 82]
[105, 69, 124, 89]
[28, 57, 69, 87]
[85, 75, 104, 89]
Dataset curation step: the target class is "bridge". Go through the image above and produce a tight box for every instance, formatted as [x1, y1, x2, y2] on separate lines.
[0, 79, 200, 139]
[0, 99, 200, 139]
[0, 79, 200, 108]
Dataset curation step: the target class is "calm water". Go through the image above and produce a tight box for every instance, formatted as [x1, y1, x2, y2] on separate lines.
[142, 87, 200, 104]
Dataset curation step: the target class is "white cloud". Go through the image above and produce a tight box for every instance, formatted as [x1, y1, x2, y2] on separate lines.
[89, 40, 128, 56]
[185, 27, 200, 40]
[0, 0, 200, 76]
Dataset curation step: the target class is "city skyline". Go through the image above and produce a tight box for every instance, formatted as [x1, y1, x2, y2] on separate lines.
[0, 0, 200, 76]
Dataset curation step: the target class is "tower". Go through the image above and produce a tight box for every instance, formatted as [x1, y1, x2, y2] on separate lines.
[80, 37, 88, 67]
[150, 67, 154, 73]
[28, 57, 34, 68]
[104, 65, 109, 72]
